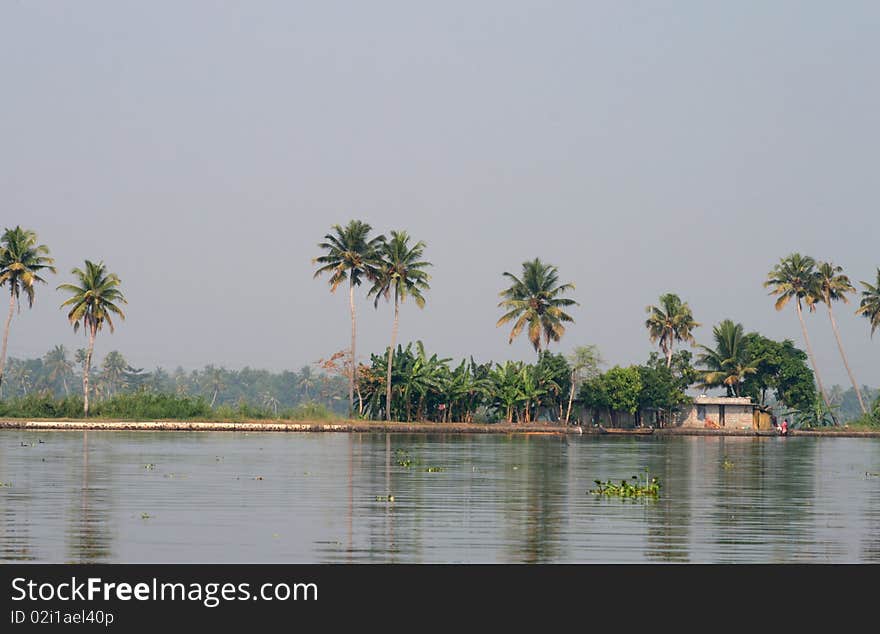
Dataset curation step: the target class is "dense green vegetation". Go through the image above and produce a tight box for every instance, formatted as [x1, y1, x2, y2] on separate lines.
[0, 390, 336, 421]
[0, 349, 345, 418]
[1, 224, 878, 428]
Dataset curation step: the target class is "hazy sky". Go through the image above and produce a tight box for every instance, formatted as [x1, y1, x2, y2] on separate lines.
[2, 1, 878, 388]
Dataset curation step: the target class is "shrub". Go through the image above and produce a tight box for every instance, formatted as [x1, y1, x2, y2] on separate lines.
[90, 393, 212, 419]
[0, 394, 85, 418]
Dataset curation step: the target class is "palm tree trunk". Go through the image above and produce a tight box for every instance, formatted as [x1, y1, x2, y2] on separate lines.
[84, 326, 96, 417]
[385, 295, 399, 422]
[565, 370, 576, 424]
[355, 383, 364, 416]
[349, 280, 357, 419]
[210, 389, 218, 407]
[795, 300, 835, 421]
[826, 304, 867, 414]
[0, 291, 15, 390]
[666, 338, 673, 368]
[62, 375, 69, 397]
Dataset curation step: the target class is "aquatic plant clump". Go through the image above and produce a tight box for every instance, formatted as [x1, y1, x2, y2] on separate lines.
[590, 473, 661, 499]
[395, 449, 415, 467]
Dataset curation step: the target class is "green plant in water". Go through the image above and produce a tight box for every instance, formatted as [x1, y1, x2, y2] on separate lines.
[144, 463, 155, 470]
[395, 448, 415, 468]
[590, 470, 661, 499]
[722, 457, 735, 470]
[0, 481, 11, 487]
[424, 466, 444, 472]
[375, 495, 395, 502]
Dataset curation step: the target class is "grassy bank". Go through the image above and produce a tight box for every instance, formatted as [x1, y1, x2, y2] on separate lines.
[0, 393, 338, 422]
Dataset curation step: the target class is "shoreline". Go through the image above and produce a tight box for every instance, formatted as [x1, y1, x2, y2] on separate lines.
[2, 418, 880, 437]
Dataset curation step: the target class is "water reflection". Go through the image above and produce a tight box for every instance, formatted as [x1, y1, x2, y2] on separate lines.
[645, 437, 692, 563]
[1, 430, 879, 563]
[65, 432, 115, 562]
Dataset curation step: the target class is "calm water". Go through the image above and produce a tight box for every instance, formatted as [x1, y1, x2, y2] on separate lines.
[1, 430, 879, 563]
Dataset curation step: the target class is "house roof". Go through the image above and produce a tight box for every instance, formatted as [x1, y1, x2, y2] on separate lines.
[692, 396, 753, 406]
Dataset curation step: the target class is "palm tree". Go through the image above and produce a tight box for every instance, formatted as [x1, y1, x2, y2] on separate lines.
[7, 360, 33, 396]
[645, 293, 700, 368]
[0, 226, 56, 390]
[764, 253, 834, 418]
[261, 391, 280, 417]
[203, 366, 225, 407]
[497, 258, 578, 354]
[812, 262, 866, 414]
[368, 231, 431, 421]
[313, 220, 385, 417]
[57, 261, 127, 416]
[297, 365, 317, 401]
[856, 268, 880, 338]
[696, 320, 758, 397]
[100, 350, 128, 397]
[44, 344, 74, 396]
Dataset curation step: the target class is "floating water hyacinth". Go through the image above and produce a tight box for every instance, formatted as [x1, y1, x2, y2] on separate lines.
[590, 470, 661, 499]
[395, 448, 421, 468]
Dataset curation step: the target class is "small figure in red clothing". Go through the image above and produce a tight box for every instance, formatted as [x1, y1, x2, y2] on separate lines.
[780, 419, 789, 436]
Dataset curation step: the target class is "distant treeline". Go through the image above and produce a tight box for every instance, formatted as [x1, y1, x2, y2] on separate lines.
[0, 340, 877, 426]
[0, 346, 348, 417]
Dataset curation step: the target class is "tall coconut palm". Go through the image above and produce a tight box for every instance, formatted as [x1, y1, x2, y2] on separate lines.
[764, 253, 834, 419]
[645, 293, 700, 368]
[856, 268, 880, 338]
[812, 262, 866, 414]
[44, 344, 74, 396]
[0, 226, 56, 391]
[313, 220, 385, 417]
[368, 231, 431, 421]
[696, 320, 758, 397]
[497, 258, 578, 354]
[57, 261, 127, 416]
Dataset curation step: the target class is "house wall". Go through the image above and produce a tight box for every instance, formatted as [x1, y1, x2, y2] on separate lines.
[679, 404, 755, 430]
[581, 407, 638, 428]
[723, 406, 755, 429]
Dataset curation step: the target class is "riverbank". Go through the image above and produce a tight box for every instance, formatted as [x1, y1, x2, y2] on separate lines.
[2, 418, 880, 437]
